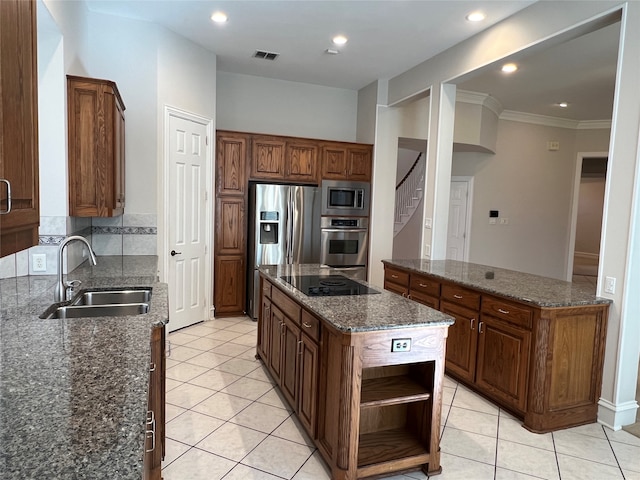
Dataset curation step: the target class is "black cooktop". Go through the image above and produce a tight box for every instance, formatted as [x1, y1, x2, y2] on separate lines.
[280, 275, 380, 297]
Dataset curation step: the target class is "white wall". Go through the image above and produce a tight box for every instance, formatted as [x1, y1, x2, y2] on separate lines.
[216, 71, 357, 142]
[452, 119, 579, 279]
[575, 176, 606, 254]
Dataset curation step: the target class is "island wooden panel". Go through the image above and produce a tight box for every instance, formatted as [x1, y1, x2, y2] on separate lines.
[383, 263, 609, 433]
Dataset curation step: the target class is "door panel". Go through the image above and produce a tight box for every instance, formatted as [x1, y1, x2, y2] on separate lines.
[447, 181, 468, 261]
[168, 114, 208, 332]
[441, 300, 478, 382]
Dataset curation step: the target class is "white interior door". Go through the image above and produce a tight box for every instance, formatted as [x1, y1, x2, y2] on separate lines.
[168, 113, 209, 332]
[447, 179, 471, 261]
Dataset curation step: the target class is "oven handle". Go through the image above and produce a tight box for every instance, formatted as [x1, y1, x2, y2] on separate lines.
[321, 228, 368, 233]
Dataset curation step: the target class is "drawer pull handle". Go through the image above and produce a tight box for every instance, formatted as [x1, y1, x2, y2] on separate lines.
[0, 179, 11, 215]
[402, 292, 406, 297]
[478, 321, 484, 334]
[391, 274, 399, 279]
[470, 318, 475, 330]
[146, 410, 156, 453]
[302, 321, 312, 328]
[419, 283, 428, 288]
[498, 308, 510, 314]
[453, 294, 463, 299]
[149, 362, 156, 372]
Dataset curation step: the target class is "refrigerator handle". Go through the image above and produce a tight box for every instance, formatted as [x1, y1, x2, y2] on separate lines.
[286, 187, 293, 264]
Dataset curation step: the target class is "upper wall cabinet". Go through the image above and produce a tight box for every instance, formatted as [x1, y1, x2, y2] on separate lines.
[217, 132, 248, 196]
[321, 143, 372, 182]
[67, 75, 126, 217]
[0, 0, 40, 257]
[250, 136, 319, 184]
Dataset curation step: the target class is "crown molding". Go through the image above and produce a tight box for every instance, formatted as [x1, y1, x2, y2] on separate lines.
[577, 120, 612, 130]
[456, 89, 502, 117]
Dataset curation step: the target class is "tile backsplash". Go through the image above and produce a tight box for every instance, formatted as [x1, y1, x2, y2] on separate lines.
[0, 214, 157, 279]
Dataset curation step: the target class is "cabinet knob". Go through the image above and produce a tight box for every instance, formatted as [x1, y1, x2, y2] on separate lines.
[453, 294, 463, 299]
[170, 250, 182, 256]
[302, 322, 312, 329]
[470, 318, 475, 330]
[498, 308, 510, 315]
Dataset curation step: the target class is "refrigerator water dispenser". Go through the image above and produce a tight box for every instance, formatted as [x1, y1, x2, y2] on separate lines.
[260, 222, 278, 244]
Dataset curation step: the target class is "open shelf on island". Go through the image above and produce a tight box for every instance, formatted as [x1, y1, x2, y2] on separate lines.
[360, 375, 431, 408]
[357, 428, 429, 473]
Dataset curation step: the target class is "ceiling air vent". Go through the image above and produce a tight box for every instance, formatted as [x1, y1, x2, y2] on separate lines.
[253, 50, 279, 61]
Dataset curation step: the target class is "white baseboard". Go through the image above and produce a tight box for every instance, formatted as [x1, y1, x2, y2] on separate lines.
[598, 398, 638, 430]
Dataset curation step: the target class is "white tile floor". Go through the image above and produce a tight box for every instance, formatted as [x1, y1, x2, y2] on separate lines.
[162, 316, 640, 480]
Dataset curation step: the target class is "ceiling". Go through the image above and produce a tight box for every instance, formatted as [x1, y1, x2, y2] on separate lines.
[84, 0, 620, 121]
[85, 0, 536, 90]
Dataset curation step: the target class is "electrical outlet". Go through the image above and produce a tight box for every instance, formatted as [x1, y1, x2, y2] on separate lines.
[604, 276, 616, 294]
[32, 254, 47, 272]
[391, 338, 411, 352]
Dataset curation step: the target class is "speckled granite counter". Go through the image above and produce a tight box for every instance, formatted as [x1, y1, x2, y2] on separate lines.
[0, 256, 168, 479]
[258, 264, 453, 332]
[383, 259, 612, 307]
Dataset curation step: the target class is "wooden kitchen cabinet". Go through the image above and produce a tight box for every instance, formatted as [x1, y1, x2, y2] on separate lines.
[67, 75, 125, 217]
[213, 256, 245, 316]
[259, 280, 320, 438]
[0, 0, 40, 257]
[144, 324, 166, 480]
[251, 136, 286, 180]
[285, 140, 318, 183]
[321, 143, 372, 182]
[216, 133, 248, 195]
[383, 262, 609, 432]
[215, 197, 245, 255]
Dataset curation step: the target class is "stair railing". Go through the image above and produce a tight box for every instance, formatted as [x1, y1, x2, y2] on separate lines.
[395, 153, 425, 223]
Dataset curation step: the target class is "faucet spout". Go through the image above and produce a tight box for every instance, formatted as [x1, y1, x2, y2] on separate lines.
[54, 235, 98, 303]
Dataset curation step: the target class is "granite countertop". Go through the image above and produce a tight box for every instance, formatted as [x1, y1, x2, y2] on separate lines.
[259, 264, 454, 332]
[0, 255, 168, 480]
[383, 259, 612, 308]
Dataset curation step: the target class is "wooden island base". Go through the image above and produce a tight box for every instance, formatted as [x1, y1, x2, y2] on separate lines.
[257, 274, 451, 479]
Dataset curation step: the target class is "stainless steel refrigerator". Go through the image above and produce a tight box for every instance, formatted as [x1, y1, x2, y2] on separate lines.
[247, 183, 321, 319]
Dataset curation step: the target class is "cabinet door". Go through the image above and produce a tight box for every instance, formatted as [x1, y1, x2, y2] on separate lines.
[251, 136, 285, 180]
[286, 141, 318, 183]
[113, 96, 126, 212]
[298, 333, 319, 436]
[384, 281, 408, 297]
[321, 144, 348, 179]
[347, 147, 372, 181]
[0, 0, 39, 257]
[257, 296, 271, 359]
[268, 306, 285, 383]
[144, 325, 165, 480]
[216, 133, 247, 195]
[213, 256, 245, 316]
[280, 315, 300, 407]
[441, 300, 478, 382]
[215, 197, 245, 255]
[476, 315, 531, 413]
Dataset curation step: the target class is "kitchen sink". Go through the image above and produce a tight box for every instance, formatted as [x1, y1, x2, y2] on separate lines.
[43, 303, 150, 319]
[71, 288, 152, 306]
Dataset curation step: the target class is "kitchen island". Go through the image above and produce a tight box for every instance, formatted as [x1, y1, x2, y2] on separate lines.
[383, 259, 612, 433]
[258, 264, 454, 479]
[0, 256, 168, 479]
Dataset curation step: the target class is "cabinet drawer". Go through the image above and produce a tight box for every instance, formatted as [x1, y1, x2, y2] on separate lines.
[482, 296, 532, 329]
[441, 284, 480, 311]
[301, 310, 321, 342]
[271, 287, 301, 323]
[409, 290, 440, 310]
[384, 267, 409, 287]
[262, 280, 272, 299]
[410, 275, 440, 297]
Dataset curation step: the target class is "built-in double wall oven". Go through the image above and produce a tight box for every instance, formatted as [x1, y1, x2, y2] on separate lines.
[320, 180, 370, 280]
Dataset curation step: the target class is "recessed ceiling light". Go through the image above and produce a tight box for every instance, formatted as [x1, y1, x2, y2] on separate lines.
[332, 35, 348, 46]
[558, 102, 569, 108]
[466, 11, 486, 22]
[211, 11, 228, 23]
[501, 63, 518, 73]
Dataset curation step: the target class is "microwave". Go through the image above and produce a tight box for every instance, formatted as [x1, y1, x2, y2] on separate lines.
[321, 180, 370, 216]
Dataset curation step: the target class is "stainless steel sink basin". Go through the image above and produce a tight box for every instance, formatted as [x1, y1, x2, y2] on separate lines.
[72, 288, 152, 306]
[44, 303, 150, 319]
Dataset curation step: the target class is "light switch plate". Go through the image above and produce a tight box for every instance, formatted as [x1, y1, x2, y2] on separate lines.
[605, 276, 616, 294]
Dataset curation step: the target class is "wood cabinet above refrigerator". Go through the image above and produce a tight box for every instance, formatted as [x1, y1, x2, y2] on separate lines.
[67, 75, 125, 217]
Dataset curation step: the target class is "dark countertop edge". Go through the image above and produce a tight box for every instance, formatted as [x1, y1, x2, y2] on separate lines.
[382, 259, 613, 308]
[259, 266, 454, 333]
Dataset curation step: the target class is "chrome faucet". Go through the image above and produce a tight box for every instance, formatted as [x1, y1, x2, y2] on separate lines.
[54, 235, 97, 302]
